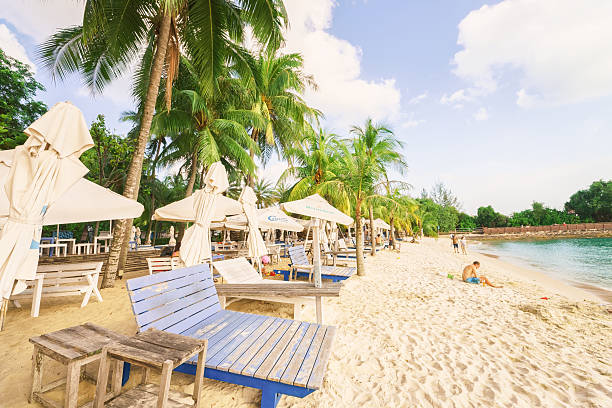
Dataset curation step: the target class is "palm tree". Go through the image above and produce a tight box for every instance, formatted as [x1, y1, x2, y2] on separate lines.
[350, 119, 407, 256]
[40, 0, 287, 286]
[253, 178, 277, 208]
[316, 141, 379, 276]
[280, 128, 341, 200]
[245, 52, 321, 185]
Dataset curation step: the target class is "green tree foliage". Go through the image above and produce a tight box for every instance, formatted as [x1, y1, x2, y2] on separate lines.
[416, 198, 459, 233]
[565, 180, 612, 222]
[475, 205, 509, 228]
[457, 212, 477, 229]
[509, 202, 579, 226]
[0, 49, 47, 149]
[81, 115, 134, 192]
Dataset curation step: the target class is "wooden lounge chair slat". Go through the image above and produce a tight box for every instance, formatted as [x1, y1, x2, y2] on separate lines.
[252, 321, 304, 379]
[211, 317, 277, 369]
[266, 322, 312, 382]
[293, 326, 328, 387]
[307, 326, 336, 389]
[228, 318, 286, 375]
[181, 309, 234, 338]
[205, 314, 262, 358]
[131, 274, 213, 313]
[237, 320, 297, 377]
[279, 324, 320, 385]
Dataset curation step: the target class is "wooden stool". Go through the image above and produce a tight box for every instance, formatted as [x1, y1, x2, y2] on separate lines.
[29, 323, 129, 408]
[94, 328, 207, 408]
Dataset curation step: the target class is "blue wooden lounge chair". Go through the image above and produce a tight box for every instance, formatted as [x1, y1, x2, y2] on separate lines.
[275, 245, 355, 283]
[125, 264, 336, 408]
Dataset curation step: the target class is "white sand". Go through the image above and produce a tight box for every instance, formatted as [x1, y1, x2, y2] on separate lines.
[1, 238, 611, 407]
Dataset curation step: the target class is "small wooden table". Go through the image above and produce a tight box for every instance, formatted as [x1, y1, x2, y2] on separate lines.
[94, 328, 207, 408]
[29, 323, 130, 408]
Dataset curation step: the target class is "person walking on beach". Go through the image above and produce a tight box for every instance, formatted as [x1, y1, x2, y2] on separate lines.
[460, 236, 467, 255]
[462, 261, 502, 288]
[451, 234, 459, 254]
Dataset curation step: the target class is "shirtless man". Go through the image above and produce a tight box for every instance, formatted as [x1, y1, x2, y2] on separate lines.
[451, 234, 459, 253]
[462, 261, 502, 288]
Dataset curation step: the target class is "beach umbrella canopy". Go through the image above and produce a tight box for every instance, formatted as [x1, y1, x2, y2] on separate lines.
[280, 194, 353, 225]
[179, 162, 229, 266]
[0, 102, 93, 301]
[239, 186, 267, 262]
[225, 207, 304, 232]
[0, 150, 143, 225]
[281, 194, 353, 287]
[152, 192, 241, 223]
[374, 218, 391, 230]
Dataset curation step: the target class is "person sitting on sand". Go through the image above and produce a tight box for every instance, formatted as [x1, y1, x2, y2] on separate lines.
[462, 261, 502, 287]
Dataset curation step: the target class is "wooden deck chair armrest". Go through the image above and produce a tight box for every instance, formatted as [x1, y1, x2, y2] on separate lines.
[216, 283, 342, 297]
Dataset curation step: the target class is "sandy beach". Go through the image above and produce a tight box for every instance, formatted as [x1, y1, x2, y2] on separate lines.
[1, 239, 611, 407]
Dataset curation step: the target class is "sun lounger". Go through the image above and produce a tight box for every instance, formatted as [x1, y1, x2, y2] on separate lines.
[126, 264, 336, 408]
[276, 245, 355, 283]
[213, 257, 311, 320]
[146, 257, 180, 274]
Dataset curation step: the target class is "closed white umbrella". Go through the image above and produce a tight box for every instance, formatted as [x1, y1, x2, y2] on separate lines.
[0, 151, 143, 225]
[374, 218, 391, 230]
[179, 162, 229, 266]
[239, 186, 267, 271]
[281, 194, 353, 287]
[0, 102, 93, 328]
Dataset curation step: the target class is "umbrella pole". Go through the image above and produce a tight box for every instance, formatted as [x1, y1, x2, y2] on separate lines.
[312, 218, 322, 288]
[0, 299, 8, 331]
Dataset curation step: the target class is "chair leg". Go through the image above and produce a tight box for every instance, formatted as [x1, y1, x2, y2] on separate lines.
[157, 360, 173, 408]
[193, 349, 206, 408]
[94, 347, 111, 408]
[65, 361, 81, 408]
[32, 276, 43, 317]
[29, 346, 43, 403]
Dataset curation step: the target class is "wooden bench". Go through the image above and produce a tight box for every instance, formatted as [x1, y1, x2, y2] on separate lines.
[213, 257, 342, 323]
[11, 262, 103, 316]
[126, 264, 336, 408]
[29, 323, 129, 408]
[276, 245, 355, 283]
[146, 257, 180, 275]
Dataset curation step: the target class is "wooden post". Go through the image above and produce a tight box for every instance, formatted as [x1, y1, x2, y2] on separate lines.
[29, 346, 43, 403]
[193, 347, 206, 408]
[94, 347, 111, 408]
[157, 360, 173, 408]
[0, 298, 8, 331]
[65, 361, 81, 408]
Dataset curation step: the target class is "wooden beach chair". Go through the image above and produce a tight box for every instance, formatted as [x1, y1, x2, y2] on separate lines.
[126, 264, 336, 408]
[146, 257, 180, 274]
[276, 245, 355, 283]
[213, 257, 314, 320]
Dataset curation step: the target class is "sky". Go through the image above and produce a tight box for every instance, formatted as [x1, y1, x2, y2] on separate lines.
[1, 0, 611, 215]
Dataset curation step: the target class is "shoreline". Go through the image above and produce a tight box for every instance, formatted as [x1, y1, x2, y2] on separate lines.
[472, 248, 612, 304]
[472, 231, 612, 241]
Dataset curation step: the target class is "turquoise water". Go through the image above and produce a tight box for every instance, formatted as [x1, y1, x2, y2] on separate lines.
[478, 238, 612, 291]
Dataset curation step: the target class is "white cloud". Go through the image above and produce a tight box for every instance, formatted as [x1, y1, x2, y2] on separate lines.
[401, 112, 425, 128]
[453, 0, 612, 106]
[0, 0, 84, 42]
[408, 91, 428, 105]
[440, 89, 471, 105]
[473, 107, 488, 121]
[0, 24, 36, 72]
[281, 0, 401, 130]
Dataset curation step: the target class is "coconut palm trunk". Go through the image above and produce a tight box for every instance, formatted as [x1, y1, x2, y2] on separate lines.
[369, 205, 376, 256]
[354, 204, 365, 275]
[390, 213, 396, 250]
[102, 10, 172, 287]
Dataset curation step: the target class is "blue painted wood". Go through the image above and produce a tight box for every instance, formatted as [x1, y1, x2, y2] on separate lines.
[127, 264, 207, 291]
[293, 271, 350, 282]
[130, 272, 209, 307]
[209, 317, 277, 369]
[180, 309, 235, 338]
[136, 285, 217, 327]
[126, 264, 334, 408]
[227, 318, 285, 375]
[267, 323, 310, 382]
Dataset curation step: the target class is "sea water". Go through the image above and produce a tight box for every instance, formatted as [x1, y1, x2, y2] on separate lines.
[478, 237, 612, 291]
